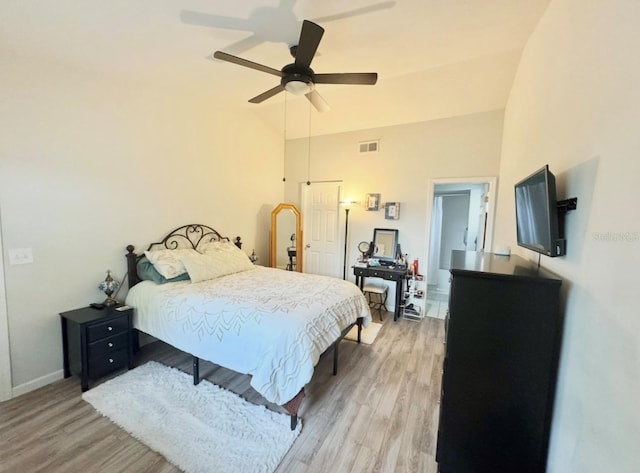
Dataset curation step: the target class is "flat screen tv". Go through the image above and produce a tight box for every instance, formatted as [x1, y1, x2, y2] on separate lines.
[514, 165, 565, 257]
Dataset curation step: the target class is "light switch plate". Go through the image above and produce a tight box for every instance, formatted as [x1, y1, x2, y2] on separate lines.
[8, 248, 34, 265]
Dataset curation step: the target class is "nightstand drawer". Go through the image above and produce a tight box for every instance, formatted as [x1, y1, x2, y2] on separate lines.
[88, 349, 129, 379]
[88, 332, 129, 359]
[87, 316, 128, 342]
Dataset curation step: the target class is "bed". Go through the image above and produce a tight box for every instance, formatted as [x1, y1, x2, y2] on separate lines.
[124, 224, 371, 429]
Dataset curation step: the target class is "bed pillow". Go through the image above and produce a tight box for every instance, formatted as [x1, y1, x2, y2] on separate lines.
[137, 257, 191, 284]
[177, 243, 254, 283]
[197, 239, 233, 253]
[144, 248, 195, 280]
[199, 240, 255, 270]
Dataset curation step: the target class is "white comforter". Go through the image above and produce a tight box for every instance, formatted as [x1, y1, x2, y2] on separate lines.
[126, 266, 371, 405]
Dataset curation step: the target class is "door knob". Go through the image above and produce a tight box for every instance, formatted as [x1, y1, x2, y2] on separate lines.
[305, 244, 311, 248]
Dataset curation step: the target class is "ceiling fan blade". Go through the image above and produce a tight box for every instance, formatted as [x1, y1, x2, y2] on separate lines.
[249, 85, 286, 104]
[314, 72, 378, 85]
[294, 20, 324, 69]
[305, 89, 331, 113]
[213, 51, 282, 77]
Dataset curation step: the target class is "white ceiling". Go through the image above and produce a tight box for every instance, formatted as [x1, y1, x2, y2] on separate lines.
[3, 0, 550, 139]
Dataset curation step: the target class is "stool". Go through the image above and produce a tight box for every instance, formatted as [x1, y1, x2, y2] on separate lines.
[363, 282, 388, 321]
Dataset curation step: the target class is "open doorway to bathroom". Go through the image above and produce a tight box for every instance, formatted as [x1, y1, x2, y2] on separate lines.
[424, 177, 497, 318]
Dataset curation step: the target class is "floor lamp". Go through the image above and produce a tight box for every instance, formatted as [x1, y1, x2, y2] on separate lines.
[341, 201, 356, 280]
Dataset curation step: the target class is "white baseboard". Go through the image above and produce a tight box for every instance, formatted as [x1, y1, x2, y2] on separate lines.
[9, 333, 156, 400]
[12, 369, 64, 398]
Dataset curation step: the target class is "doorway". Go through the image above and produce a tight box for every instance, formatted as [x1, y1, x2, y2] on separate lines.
[425, 178, 497, 302]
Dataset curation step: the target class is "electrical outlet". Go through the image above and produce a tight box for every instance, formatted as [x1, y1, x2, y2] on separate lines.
[8, 248, 34, 265]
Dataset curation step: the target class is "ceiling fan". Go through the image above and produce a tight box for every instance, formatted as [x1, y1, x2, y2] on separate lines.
[213, 20, 378, 112]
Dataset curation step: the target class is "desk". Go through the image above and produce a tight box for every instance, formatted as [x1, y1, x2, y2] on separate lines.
[353, 266, 407, 321]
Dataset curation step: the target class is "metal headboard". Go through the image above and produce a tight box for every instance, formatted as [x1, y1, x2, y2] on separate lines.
[126, 224, 242, 288]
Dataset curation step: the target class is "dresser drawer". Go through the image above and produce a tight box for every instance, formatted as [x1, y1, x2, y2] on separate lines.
[86, 316, 128, 342]
[88, 349, 129, 379]
[88, 332, 129, 359]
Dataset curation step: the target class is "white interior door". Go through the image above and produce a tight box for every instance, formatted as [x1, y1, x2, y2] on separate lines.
[301, 182, 341, 277]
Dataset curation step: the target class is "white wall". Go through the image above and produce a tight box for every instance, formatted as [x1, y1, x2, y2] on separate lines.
[284, 110, 504, 289]
[493, 1, 640, 471]
[0, 219, 10, 400]
[0, 53, 283, 392]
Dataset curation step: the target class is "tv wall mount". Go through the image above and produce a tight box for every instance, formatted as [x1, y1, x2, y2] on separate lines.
[556, 197, 578, 248]
[557, 197, 578, 215]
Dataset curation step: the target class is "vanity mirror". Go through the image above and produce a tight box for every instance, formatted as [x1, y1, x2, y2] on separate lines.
[372, 228, 399, 262]
[270, 203, 302, 272]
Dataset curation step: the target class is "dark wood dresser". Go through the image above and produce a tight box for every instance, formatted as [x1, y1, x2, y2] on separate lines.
[436, 250, 563, 473]
[60, 306, 133, 391]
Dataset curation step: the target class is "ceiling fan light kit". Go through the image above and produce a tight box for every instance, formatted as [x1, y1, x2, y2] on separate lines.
[213, 20, 378, 112]
[283, 75, 313, 95]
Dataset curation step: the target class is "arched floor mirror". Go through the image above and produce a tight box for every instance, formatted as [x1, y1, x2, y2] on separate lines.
[270, 203, 302, 272]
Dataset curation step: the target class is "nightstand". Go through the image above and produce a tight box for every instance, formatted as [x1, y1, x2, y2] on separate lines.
[60, 306, 134, 392]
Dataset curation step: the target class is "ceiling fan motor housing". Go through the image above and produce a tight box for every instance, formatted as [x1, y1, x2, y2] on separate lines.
[281, 63, 314, 94]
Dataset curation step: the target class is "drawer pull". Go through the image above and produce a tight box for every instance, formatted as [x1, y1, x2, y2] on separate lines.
[108, 358, 114, 363]
[108, 342, 113, 348]
[107, 326, 113, 331]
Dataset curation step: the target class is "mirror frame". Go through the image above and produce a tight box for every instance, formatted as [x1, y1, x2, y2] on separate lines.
[372, 228, 399, 261]
[270, 203, 302, 272]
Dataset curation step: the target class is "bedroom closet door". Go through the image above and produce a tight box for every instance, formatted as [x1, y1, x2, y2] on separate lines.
[301, 182, 341, 278]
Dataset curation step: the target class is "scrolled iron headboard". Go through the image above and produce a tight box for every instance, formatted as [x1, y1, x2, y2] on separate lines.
[126, 224, 242, 288]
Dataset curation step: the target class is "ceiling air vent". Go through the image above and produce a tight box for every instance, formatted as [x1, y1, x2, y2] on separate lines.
[359, 140, 380, 154]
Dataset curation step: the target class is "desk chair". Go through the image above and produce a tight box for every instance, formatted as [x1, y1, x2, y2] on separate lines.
[363, 282, 388, 321]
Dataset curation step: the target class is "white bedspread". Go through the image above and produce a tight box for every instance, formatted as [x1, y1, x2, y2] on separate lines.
[126, 266, 371, 405]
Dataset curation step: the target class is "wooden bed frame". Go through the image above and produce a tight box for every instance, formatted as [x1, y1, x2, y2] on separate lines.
[125, 224, 362, 429]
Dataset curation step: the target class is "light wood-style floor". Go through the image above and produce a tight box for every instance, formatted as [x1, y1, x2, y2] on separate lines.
[0, 313, 445, 473]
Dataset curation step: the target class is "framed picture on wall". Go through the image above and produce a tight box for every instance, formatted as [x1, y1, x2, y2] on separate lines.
[385, 202, 400, 220]
[366, 193, 380, 211]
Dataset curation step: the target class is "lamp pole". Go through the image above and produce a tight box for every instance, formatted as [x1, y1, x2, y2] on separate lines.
[342, 207, 350, 280]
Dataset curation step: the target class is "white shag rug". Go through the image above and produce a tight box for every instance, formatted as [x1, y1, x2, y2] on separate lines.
[345, 322, 382, 344]
[82, 361, 301, 473]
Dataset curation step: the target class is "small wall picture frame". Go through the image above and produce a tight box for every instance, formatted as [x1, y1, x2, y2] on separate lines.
[366, 193, 381, 211]
[385, 202, 400, 220]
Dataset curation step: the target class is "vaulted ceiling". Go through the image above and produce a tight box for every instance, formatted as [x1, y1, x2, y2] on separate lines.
[3, 0, 550, 138]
